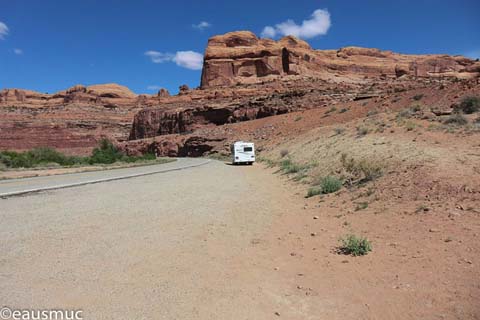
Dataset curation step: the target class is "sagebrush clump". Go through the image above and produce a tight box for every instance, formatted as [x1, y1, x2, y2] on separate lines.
[306, 175, 343, 197]
[339, 234, 372, 256]
[456, 96, 480, 114]
[340, 153, 383, 185]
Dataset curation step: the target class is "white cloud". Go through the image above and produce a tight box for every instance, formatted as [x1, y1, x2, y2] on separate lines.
[192, 21, 211, 30]
[145, 50, 203, 70]
[173, 51, 203, 70]
[0, 21, 9, 39]
[13, 48, 23, 55]
[261, 26, 276, 38]
[261, 9, 331, 39]
[144, 50, 174, 63]
[147, 85, 162, 91]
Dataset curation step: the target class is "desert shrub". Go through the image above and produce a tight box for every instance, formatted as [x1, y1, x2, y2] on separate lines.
[279, 159, 304, 174]
[412, 94, 424, 101]
[0, 147, 84, 168]
[88, 139, 124, 164]
[334, 127, 346, 135]
[280, 149, 289, 158]
[356, 126, 370, 136]
[366, 110, 378, 117]
[0, 139, 156, 168]
[293, 172, 307, 182]
[294, 116, 302, 121]
[0, 151, 32, 168]
[339, 234, 372, 256]
[339, 108, 348, 113]
[29, 147, 67, 164]
[355, 202, 369, 211]
[457, 96, 480, 114]
[341, 153, 383, 184]
[319, 176, 342, 194]
[443, 114, 468, 126]
[404, 121, 416, 131]
[311, 175, 342, 194]
[306, 187, 322, 198]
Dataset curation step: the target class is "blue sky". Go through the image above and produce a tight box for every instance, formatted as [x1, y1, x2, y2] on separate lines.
[0, 0, 479, 94]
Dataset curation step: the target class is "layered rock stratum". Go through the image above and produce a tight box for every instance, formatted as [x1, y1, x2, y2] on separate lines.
[0, 31, 479, 155]
[201, 31, 480, 87]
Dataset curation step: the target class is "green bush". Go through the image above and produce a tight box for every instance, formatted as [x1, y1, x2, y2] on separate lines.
[0, 147, 85, 168]
[457, 96, 480, 114]
[0, 139, 157, 169]
[339, 234, 372, 256]
[318, 176, 343, 194]
[89, 139, 123, 164]
[279, 158, 305, 174]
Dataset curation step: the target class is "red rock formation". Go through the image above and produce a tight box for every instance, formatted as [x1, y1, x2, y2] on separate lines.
[0, 84, 143, 153]
[2, 31, 479, 156]
[201, 31, 480, 88]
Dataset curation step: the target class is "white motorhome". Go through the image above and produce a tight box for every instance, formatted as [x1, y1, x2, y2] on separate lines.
[230, 141, 255, 165]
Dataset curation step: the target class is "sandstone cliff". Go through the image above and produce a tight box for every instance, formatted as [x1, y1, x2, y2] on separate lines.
[0, 84, 144, 153]
[201, 31, 479, 88]
[1, 31, 479, 155]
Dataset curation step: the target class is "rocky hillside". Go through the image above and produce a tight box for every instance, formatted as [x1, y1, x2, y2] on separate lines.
[1, 31, 479, 155]
[124, 31, 479, 156]
[201, 31, 480, 87]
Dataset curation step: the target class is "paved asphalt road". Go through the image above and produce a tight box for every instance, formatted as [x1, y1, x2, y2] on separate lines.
[0, 159, 297, 319]
[0, 158, 209, 197]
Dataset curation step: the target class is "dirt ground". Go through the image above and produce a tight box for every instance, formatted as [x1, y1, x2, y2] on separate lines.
[1, 81, 479, 319]
[242, 86, 480, 319]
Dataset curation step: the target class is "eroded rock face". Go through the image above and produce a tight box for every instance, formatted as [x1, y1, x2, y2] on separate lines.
[201, 31, 480, 88]
[119, 134, 225, 157]
[129, 91, 302, 140]
[0, 83, 143, 153]
[2, 31, 479, 156]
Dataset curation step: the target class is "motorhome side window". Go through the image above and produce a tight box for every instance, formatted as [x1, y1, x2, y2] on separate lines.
[243, 147, 253, 152]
